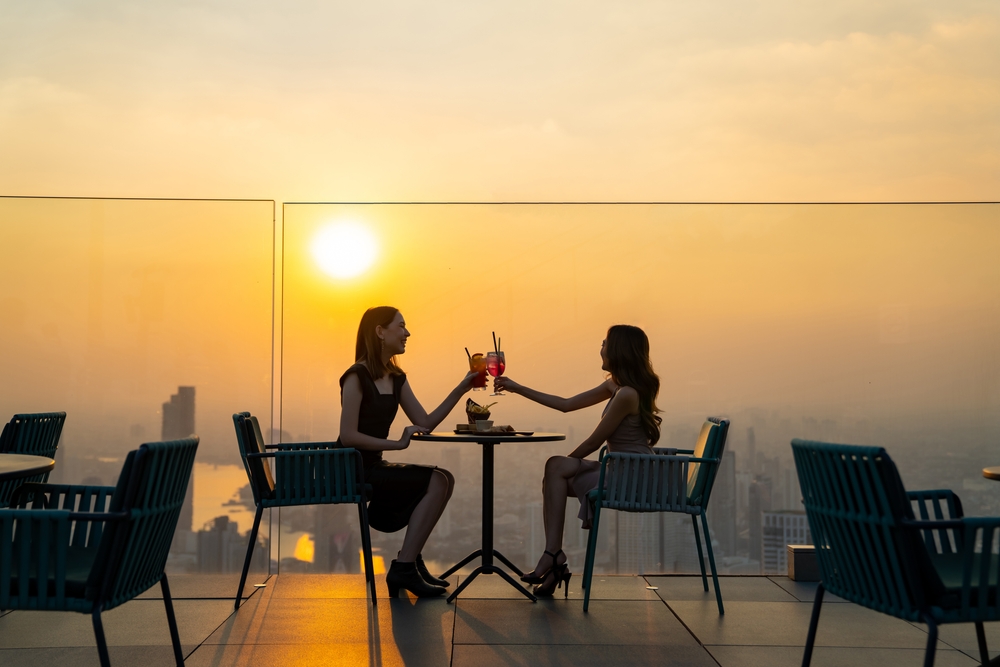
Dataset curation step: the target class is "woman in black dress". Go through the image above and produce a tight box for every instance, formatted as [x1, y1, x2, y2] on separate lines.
[339, 306, 476, 598]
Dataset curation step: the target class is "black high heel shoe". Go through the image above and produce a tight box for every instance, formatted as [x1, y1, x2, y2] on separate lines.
[386, 560, 446, 598]
[415, 554, 450, 587]
[533, 563, 571, 598]
[520, 549, 565, 584]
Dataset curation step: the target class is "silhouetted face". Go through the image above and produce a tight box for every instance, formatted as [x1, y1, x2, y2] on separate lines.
[378, 311, 410, 357]
[600, 338, 609, 372]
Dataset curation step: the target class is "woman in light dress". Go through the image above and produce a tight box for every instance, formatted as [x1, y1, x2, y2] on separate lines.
[493, 324, 661, 596]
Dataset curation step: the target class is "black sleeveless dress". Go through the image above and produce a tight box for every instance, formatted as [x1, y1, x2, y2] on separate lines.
[338, 363, 436, 533]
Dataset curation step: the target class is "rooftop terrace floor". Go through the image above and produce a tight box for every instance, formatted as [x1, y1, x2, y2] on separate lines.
[1, 574, 995, 666]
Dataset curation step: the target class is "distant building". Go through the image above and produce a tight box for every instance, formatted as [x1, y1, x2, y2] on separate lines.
[761, 510, 811, 574]
[163, 386, 196, 561]
[197, 515, 267, 574]
[708, 449, 737, 556]
[748, 474, 773, 573]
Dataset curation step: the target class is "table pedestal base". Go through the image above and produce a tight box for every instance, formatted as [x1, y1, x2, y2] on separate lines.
[440, 549, 536, 603]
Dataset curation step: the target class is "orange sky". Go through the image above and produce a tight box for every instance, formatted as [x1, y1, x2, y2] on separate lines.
[280, 204, 1000, 444]
[0, 2, 997, 201]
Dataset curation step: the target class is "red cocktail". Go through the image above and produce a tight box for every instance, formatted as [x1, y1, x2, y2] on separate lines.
[487, 351, 505, 395]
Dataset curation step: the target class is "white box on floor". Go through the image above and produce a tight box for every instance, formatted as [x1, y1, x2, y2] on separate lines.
[787, 544, 820, 582]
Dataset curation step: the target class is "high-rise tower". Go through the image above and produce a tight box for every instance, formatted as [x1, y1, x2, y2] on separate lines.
[162, 386, 196, 532]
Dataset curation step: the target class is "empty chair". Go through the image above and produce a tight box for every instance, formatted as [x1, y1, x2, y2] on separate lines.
[0, 437, 198, 667]
[582, 417, 729, 613]
[0, 411, 66, 507]
[793, 439, 1000, 667]
[233, 412, 376, 608]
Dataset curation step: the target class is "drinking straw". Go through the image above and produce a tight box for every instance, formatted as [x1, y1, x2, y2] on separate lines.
[497, 337, 501, 352]
[465, 347, 472, 361]
[492, 331, 498, 354]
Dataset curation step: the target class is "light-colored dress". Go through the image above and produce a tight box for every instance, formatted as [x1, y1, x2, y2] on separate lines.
[570, 396, 652, 528]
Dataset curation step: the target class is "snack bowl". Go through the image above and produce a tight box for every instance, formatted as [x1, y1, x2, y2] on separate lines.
[475, 420, 494, 432]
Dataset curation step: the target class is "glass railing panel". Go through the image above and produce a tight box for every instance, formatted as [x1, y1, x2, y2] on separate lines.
[279, 203, 1000, 576]
[0, 197, 275, 582]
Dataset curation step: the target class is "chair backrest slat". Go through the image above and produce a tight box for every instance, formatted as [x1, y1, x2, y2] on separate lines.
[791, 439, 948, 619]
[88, 438, 199, 608]
[0, 412, 67, 507]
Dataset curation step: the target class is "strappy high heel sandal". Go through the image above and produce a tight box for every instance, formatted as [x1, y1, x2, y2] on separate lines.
[520, 549, 564, 584]
[533, 563, 572, 598]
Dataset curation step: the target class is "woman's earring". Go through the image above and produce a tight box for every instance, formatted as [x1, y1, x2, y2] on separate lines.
[380, 338, 385, 352]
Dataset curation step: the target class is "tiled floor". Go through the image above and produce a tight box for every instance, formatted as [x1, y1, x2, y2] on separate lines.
[0, 574, 994, 666]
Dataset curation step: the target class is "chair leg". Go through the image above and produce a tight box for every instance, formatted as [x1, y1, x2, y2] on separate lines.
[235, 504, 264, 609]
[92, 605, 111, 667]
[975, 621, 989, 665]
[358, 500, 377, 606]
[921, 612, 938, 667]
[583, 503, 603, 613]
[700, 511, 724, 615]
[691, 514, 708, 591]
[801, 582, 825, 667]
[160, 574, 185, 667]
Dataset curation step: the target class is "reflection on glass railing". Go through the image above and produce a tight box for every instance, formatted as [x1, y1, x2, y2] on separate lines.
[0, 197, 275, 575]
[279, 203, 1000, 576]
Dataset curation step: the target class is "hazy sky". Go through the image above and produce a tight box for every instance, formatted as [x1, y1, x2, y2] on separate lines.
[1, 1, 997, 201]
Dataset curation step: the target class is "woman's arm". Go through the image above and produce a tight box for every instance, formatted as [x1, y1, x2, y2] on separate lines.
[567, 386, 640, 459]
[399, 371, 477, 431]
[494, 376, 615, 413]
[339, 373, 423, 451]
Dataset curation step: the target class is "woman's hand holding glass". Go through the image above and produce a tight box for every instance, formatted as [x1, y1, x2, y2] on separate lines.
[460, 369, 481, 392]
[492, 376, 521, 394]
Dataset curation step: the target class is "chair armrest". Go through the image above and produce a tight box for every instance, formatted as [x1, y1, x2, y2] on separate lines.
[594, 451, 693, 511]
[907, 489, 965, 554]
[908, 489, 964, 519]
[265, 441, 340, 450]
[0, 508, 112, 608]
[9, 483, 117, 512]
[269, 448, 367, 504]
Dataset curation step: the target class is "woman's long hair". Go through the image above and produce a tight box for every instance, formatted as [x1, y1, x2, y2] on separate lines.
[605, 324, 662, 445]
[355, 306, 404, 379]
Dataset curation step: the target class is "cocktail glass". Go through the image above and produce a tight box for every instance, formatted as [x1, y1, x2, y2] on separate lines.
[470, 353, 488, 391]
[487, 351, 506, 396]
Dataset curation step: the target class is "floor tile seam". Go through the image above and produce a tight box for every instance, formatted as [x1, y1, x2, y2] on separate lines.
[643, 588, 722, 667]
[900, 618, 972, 654]
[450, 588, 459, 667]
[702, 643, 971, 651]
[449, 641, 717, 646]
[182, 591, 252, 659]
[637, 594, 722, 666]
[0, 643, 202, 650]
[698, 641, 945, 648]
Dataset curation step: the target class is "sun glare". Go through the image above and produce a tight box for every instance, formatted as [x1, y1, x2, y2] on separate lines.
[311, 221, 378, 279]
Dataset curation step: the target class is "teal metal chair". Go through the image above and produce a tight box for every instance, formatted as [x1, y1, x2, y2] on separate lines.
[0, 411, 66, 507]
[0, 437, 198, 667]
[793, 439, 1000, 667]
[233, 412, 376, 608]
[582, 416, 730, 613]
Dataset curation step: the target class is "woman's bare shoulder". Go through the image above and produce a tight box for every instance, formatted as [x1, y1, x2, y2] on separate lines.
[612, 385, 640, 407]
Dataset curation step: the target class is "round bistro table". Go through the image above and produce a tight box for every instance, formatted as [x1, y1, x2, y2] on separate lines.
[983, 467, 1000, 481]
[0, 453, 55, 483]
[412, 431, 565, 603]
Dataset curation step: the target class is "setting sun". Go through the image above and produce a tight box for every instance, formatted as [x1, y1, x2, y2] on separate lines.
[311, 221, 378, 279]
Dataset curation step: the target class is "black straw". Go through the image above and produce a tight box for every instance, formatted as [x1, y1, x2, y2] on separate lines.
[492, 331, 498, 354]
[465, 347, 472, 361]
